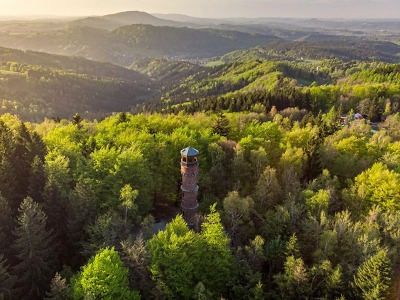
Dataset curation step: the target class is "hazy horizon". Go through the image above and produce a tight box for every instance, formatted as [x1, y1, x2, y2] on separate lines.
[0, 0, 399, 19]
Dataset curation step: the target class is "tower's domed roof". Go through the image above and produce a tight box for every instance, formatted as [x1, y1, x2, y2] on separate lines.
[180, 146, 199, 157]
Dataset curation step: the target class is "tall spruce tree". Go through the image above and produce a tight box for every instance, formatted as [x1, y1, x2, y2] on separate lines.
[0, 254, 16, 300]
[12, 197, 55, 300]
[352, 249, 391, 300]
[213, 113, 230, 137]
[0, 122, 16, 204]
[27, 156, 46, 203]
[13, 122, 34, 199]
[0, 195, 14, 260]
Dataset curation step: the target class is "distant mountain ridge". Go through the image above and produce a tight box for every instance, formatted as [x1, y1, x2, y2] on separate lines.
[0, 23, 282, 66]
[220, 41, 400, 63]
[70, 11, 188, 30]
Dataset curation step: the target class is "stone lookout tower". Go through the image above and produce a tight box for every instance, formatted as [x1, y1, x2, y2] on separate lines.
[180, 146, 199, 226]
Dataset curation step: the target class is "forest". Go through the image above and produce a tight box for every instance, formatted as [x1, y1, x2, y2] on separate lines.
[0, 105, 400, 299]
[0, 10, 400, 300]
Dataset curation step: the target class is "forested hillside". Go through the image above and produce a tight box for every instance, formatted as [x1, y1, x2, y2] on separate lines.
[134, 57, 400, 123]
[0, 24, 282, 66]
[0, 47, 155, 121]
[220, 41, 400, 63]
[2, 43, 400, 124]
[0, 109, 400, 299]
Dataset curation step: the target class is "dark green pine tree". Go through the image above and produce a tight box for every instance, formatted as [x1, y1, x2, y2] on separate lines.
[42, 178, 71, 268]
[0, 122, 17, 203]
[27, 156, 47, 204]
[212, 113, 230, 137]
[0, 253, 16, 300]
[30, 132, 47, 162]
[13, 122, 34, 199]
[12, 197, 55, 300]
[0, 195, 15, 260]
[352, 249, 391, 300]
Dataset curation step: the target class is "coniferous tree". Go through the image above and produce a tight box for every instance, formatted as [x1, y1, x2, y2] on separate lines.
[12, 197, 55, 300]
[43, 178, 69, 267]
[0, 195, 14, 259]
[0, 122, 16, 203]
[352, 249, 391, 300]
[0, 254, 16, 300]
[67, 179, 99, 267]
[30, 132, 47, 162]
[27, 156, 46, 203]
[13, 122, 34, 199]
[213, 113, 230, 137]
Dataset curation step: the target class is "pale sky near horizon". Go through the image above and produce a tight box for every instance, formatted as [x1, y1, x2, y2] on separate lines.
[0, 0, 399, 19]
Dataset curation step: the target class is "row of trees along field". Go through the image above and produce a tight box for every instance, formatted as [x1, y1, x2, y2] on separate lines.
[1, 108, 400, 299]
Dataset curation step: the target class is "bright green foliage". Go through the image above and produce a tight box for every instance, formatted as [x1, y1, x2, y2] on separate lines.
[352, 249, 391, 300]
[322, 131, 376, 182]
[73, 247, 140, 300]
[279, 146, 307, 182]
[89, 146, 152, 214]
[304, 189, 330, 216]
[148, 215, 201, 299]
[12, 197, 54, 300]
[148, 206, 232, 299]
[199, 204, 232, 294]
[352, 163, 400, 211]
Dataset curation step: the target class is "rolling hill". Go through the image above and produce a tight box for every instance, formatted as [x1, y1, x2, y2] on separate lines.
[220, 41, 400, 63]
[70, 11, 187, 30]
[0, 47, 156, 121]
[0, 24, 282, 66]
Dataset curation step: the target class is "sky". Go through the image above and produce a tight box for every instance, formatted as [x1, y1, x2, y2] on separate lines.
[0, 0, 399, 19]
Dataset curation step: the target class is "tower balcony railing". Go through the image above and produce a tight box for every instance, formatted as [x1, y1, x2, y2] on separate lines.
[180, 160, 199, 167]
[181, 185, 199, 193]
